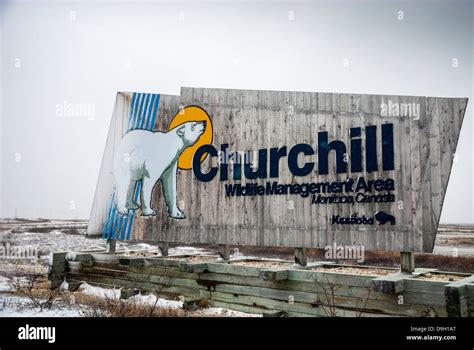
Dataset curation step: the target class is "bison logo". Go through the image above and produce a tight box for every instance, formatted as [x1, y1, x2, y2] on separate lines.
[374, 211, 395, 225]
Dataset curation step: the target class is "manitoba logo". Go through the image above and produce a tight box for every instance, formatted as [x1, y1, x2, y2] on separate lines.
[374, 211, 395, 225]
[331, 211, 395, 225]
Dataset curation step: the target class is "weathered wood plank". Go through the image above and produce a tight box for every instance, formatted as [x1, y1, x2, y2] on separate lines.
[372, 274, 406, 293]
[465, 284, 474, 317]
[258, 269, 288, 282]
[205, 261, 296, 277]
[400, 252, 415, 273]
[70, 272, 209, 299]
[87, 264, 200, 280]
[444, 276, 474, 317]
[294, 248, 307, 266]
[62, 253, 456, 317]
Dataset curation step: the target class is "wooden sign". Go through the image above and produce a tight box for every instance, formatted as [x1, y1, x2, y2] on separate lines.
[87, 88, 467, 253]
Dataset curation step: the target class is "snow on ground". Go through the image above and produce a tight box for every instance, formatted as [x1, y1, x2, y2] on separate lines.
[0, 225, 217, 278]
[75, 282, 182, 310]
[77, 282, 121, 300]
[0, 280, 259, 317]
[75, 283, 259, 316]
[0, 275, 11, 292]
[0, 278, 81, 317]
[3, 228, 215, 264]
[2, 229, 106, 263]
[131, 291, 183, 309]
[169, 245, 211, 255]
[0, 295, 80, 317]
[76, 283, 259, 316]
[0, 222, 261, 317]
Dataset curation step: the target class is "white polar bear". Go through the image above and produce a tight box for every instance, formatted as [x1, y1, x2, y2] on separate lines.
[113, 121, 206, 217]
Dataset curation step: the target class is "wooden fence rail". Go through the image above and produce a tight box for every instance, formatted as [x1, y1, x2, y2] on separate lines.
[49, 252, 474, 317]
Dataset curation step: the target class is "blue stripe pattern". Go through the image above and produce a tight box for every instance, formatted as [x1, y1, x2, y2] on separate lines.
[102, 92, 161, 241]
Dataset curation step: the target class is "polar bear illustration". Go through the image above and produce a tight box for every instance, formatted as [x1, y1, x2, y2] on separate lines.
[113, 121, 206, 217]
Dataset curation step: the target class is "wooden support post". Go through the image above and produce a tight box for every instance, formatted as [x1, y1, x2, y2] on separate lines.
[294, 248, 307, 266]
[107, 239, 116, 254]
[180, 262, 209, 273]
[372, 274, 406, 293]
[118, 257, 145, 267]
[445, 276, 474, 317]
[158, 241, 169, 256]
[218, 244, 230, 261]
[400, 251, 415, 273]
[258, 269, 288, 281]
[47, 252, 67, 289]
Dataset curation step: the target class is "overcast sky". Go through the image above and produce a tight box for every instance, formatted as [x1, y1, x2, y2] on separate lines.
[0, 0, 472, 223]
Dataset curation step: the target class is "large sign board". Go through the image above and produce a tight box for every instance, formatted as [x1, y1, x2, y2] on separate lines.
[87, 88, 467, 253]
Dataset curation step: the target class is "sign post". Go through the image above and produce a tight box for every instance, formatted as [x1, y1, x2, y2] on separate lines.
[106, 239, 116, 254]
[218, 244, 231, 261]
[294, 248, 308, 266]
[158, 241, 169, 256]
[400, 252, 415, 273]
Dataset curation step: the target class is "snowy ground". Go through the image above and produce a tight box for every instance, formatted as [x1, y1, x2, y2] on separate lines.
[0, 221, 219, 276]
[1, 218, 472, 317]
[0, 281, 257, 317]
[0, 219, 259, 317]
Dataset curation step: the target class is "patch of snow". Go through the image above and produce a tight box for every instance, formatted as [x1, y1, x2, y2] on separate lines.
[77, 282, 121, 299]
[0, 280, 260, 317]
[4, 226, 225, 264]
[131, 293, 183, 309]
[59, 280, 69, 292]
[0, 276, 11, 292]
[124, 243, 154, 250]
[169, 246, 211, 256]
[76, 283, 183, 309]
[0, 295, 80, 317]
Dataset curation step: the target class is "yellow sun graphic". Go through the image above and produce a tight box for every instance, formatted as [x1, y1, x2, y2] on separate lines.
[168, 105, 213, 170]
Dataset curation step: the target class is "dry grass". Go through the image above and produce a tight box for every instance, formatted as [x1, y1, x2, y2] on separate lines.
[413, 254, 474, 273]
[77, 293, 185, 317]
[8, 272, 63, 311]
[437, 236, 474, 246]
[4, 266, 187, 317]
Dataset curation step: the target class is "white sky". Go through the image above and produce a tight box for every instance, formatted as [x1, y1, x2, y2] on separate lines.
[0, 0, 473, 223]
